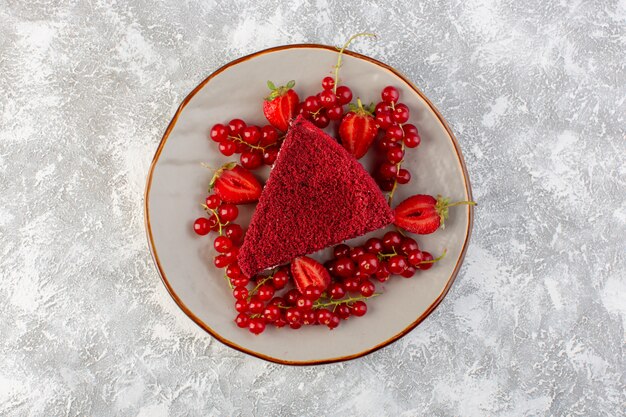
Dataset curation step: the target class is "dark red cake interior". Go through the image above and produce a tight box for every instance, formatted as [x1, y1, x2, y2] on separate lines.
[238, 115, 394, 277]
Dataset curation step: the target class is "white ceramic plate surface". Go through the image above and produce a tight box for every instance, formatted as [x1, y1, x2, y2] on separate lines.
[145, 45, 473, 365]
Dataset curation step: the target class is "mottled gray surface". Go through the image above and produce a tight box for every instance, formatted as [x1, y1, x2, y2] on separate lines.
[1, 0, 625, 415]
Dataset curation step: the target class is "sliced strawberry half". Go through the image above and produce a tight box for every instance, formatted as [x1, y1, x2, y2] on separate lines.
[291, 256, 331, 293]
[338, 98, 378, 159]
[263, 80, 299, 132]
[210, 162, 262, 204]
[394, 194, 476, 234]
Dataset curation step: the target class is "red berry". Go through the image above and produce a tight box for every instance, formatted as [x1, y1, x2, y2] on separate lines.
[214, 254, 230, 268]
[248, 317, 266, 334]
[213, 235, 233, 253]
[334, 257, 355, 278]
[285, 308, 301, 324]
[388, 255, 408, 274]
[404, 124, 418, 136]
[404, 132, 421, 148]
[321, 76, 334, 90]
[193, 218, 211, 236]
[205, 194, 221, 209]
[218, 140, 236, 156]
[379, 162, 398, 180]
[289, 322, 302, 329]
[418, 251, 435, 270]
[356, 253, 380, 274]
[329, 283, 346, 300]
[223, 247, 239, 264]
[375, 102, 391, 113]
[217, 204, 238, 222]
[365, 238, 384, 254]
[210, 124, 228, 142]
[226, 263, 242, 279]
[327, 313, 340, 329]
[378, 137, 398, 151]
[240, 150, 263, 170]
[274, 317, 287, 328]
[301, 310, 317, 325]
[223, 224, 243, 244]
[260, 125, 279, 146]
[374, 263, 391, 282]
[325, 260, 337, 277]
[303, 96, 321, 112]
[385, 125, 404, 141]
[312, 112, 330, 128]
[248, 296, 265, 314]
[335, 86, 353, 105]
[351, 301, 367, 316]
[400, 238, 419, 254]
[381, 86, 400, 104]
[375, 111, 393, 129]
[401, 265, 417, 278]
[387, 147, 404, 164]
[263, 305, 281, 322]
[337, 304, 351, 319]
[397, 169, 411, 184]
[235, 299, 249, 313]
[316, 309, 333, 325]
[378, 179, 394, 191]
[296, 296, 313, 311]
[318, 90, 337, 108]
[359, 280, 376, 297]
[285, 289, 300, 306]
[263, 146, 279, 165]
[242, 125, 261, 145]
[232, 286, 248, 300]
[382, 231, 403, 251]
[343, 277, 360, 292]
[269, 296, 286, 308]
[257, 284, 275, 301]
[407, 250, 424, 267]
[235, 313, 249, 328]
[393, 103, 410, 123]
[327, 105, 344, 120]
[349, 247, 366, 260]
[302, 286, 322, 301]
[333, 244, 350, 258]
[272, 269, 290, 289]
[228, 119, 246, 136]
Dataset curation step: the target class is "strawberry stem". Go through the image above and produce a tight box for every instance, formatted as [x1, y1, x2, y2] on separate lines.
[446, 200, 477, 208]
[333, 33, 377, 94]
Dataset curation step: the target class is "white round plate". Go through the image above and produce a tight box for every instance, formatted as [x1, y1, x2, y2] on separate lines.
[145, 45, 473, 365]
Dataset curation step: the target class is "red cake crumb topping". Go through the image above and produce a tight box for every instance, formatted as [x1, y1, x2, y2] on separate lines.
[238, 115, 394, 277]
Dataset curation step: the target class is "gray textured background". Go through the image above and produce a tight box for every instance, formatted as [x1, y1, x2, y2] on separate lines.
[1, 0, 625, 416]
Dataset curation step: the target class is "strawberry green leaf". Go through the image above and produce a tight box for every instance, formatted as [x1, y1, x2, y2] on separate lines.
[286, 80, 295, 89]
[267, 80, 276, 91]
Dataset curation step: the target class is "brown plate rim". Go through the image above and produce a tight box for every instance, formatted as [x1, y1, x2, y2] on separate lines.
[144, 43, 474, 366]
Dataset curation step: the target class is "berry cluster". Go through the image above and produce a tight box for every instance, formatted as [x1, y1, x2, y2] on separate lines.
[373, 86, 421, 202]
[209, 120, 283, 169]
[298, 76, 353, 128]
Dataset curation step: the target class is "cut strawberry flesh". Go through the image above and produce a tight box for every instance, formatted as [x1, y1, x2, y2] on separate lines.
[291, 256, 331, 293]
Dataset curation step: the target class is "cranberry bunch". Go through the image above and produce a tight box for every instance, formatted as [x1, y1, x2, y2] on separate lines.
[373, 86, 421, 198]
[298, 76, 353, 128]
[209, 120, 282, 169]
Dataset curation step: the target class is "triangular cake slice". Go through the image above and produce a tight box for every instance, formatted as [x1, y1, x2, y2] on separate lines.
[238, 115, 394, 277]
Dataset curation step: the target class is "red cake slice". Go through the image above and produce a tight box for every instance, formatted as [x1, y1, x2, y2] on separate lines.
[238, 115, 394, 277]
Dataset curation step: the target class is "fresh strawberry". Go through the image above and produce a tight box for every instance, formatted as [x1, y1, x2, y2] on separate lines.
[263, 80, 299, 132]
[394, 194, 476, 234]
[291, 256, 331, 293]
[338, 98, 378, 159]
[209, 162, 262, 204]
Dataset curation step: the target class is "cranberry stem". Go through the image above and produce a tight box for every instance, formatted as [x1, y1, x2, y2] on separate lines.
[332, 33, 377, 94]
[201, 203, 227, 235]
[313, 293, 380, 309]
[247, 273, 275, 301]
[387, 102, 405, 205]
[228, 134, 285, 152]
[223, 273, 234, 289]
[420, 249, 447, 264]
